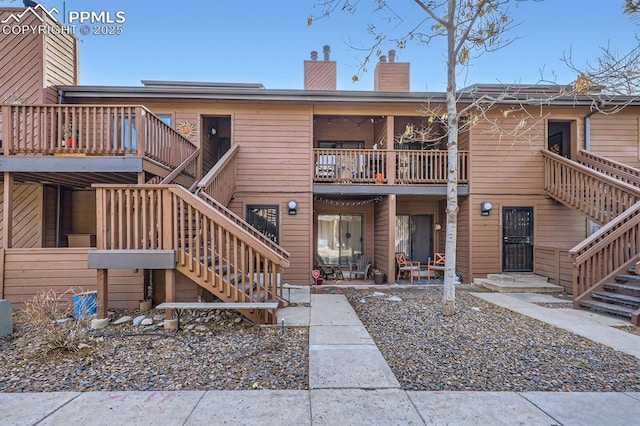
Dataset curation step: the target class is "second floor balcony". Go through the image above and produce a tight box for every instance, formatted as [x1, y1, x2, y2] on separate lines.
[313, 148, 469, 188]
[0, 104, 199, 187]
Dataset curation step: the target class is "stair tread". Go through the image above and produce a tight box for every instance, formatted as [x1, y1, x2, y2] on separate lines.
[592, 291, 640, 306]
[579, 300, 634, 317]
[615, 274, 640, 283]
[604, 282, 640, 293]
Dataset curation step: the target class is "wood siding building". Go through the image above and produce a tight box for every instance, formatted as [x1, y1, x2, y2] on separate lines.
[2, 7, 640, 323]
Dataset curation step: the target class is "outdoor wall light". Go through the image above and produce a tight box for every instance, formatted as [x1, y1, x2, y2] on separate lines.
[480, 201, 493, 216]
[288, 200, 298, 215]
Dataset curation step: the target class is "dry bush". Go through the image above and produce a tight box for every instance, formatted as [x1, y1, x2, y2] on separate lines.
[15, 289, 92, 357]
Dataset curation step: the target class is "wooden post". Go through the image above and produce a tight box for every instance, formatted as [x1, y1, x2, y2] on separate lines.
[387, 194, 397, 283]
[137, 107, 146, 157]
[164, 269, 175, 320]
[3, 172, 13, 248]
[385, 116, 395, 185]
[163, 187, 176, 318]
[97, 269, 108, 319]
[2, 106, 10, 156]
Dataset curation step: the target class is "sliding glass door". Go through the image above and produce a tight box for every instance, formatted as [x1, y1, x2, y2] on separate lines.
[395, 214, 433, 264]
[317, 214, 363, 265]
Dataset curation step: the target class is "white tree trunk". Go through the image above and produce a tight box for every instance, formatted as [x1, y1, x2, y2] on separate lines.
[442, 104, 459, 316]
[442, 0, 458, 316]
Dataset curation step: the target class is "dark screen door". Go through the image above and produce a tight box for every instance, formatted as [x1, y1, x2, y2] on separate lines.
[502, 207, 533, 272]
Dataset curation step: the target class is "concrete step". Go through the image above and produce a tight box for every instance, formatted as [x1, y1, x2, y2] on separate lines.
[579, 299, 635, 319]
[474, 278, 563, 294]
[592, 291, 640, 308]
[603, 282, 640, 295]
[486, 273, 549, 283]
[615, 274, 640, 284]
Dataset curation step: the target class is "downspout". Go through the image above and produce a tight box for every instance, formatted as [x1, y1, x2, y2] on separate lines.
[584, 102, 604, 151]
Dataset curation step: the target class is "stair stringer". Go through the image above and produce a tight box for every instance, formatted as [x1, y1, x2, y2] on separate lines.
[175, 252, 279, 324]
[543, 151, 640, 323]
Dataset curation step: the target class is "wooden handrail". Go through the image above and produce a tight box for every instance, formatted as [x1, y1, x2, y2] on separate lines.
[543, 150, 640, 225]
[169, 186, 289, 268]
[197, 144, 239, 205]
[94, 184, 288, 321]
[395, 150, 469, 184]
[545, 149, 640, 303]
[570, 201, 640, 259]
[1, 105, 197, 172]
[94, 184, 289, 267]
[569, 201, 640, 300]
[160, 149, 201, 184]
[140, 107, 198, 172]
[313, 148, 387, 183]
[577, 149, 640, 187]
[194, 145, 289, 263]
[312, 149, 469, 184]
[197, 190, 290, 263]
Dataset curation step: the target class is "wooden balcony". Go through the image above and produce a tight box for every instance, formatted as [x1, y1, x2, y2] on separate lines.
[313, 149, 469, 191]
[0, 105, 198, 186]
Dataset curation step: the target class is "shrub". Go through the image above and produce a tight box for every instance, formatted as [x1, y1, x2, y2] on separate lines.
[16, 289, 91, 357]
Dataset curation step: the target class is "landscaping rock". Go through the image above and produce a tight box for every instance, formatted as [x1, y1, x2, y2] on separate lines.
[112, 316, 133, 325]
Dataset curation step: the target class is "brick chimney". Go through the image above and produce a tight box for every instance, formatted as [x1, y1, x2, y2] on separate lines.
[304, 45, 337, 90]
[374, 50, 410, 91]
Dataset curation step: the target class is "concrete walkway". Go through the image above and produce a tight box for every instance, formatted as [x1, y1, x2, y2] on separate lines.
[2, 289, 640, 425]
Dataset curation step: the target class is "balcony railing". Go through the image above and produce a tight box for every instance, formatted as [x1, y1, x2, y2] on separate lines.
[1, 105, 197, 174]
[312, 149, 469, 184]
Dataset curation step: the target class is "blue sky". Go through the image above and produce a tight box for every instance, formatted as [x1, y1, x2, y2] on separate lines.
[8, 0, 639, 91]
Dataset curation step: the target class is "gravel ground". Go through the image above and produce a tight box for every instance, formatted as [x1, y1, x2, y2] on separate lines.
[329, 286, 640, 392]
[2, 286, 639, 393]
[0, 309, 308, 393]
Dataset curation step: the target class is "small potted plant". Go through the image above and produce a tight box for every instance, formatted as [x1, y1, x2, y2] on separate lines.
[372, 269, 385, 284]
[61, 123, 77, 147]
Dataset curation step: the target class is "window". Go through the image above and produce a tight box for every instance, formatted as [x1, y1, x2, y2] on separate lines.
[155, 114, 172, 126]
[317, 214, 363, 264]
[246, 205, 279, 243]
[111, 113, 136, 151]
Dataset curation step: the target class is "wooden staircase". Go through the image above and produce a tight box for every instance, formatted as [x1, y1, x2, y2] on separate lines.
[580, 266, 640, 323]
[543, 150, 640, 324]
[95, 184, 290, 324]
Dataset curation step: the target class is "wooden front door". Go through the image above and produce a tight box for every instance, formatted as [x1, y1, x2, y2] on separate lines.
[502, 207, 534, 272]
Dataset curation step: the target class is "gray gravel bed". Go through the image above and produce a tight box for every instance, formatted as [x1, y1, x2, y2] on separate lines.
[341, 287, 640, 392]
[0, 309, 308, 392]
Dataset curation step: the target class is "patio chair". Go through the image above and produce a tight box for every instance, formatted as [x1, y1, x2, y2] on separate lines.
[350, 254, 371, 280]
[314, 255, 342, 280]
[395, 252, 420, 283]
[428, 252, 446, 278]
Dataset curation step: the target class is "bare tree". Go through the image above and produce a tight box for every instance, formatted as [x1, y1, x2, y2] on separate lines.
[624, 0, 640, 14]
[564, 1, 640, 96]
[310, 0, 540, 315]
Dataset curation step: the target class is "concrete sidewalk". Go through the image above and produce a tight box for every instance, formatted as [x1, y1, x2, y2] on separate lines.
[2, 289, 640, 425]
